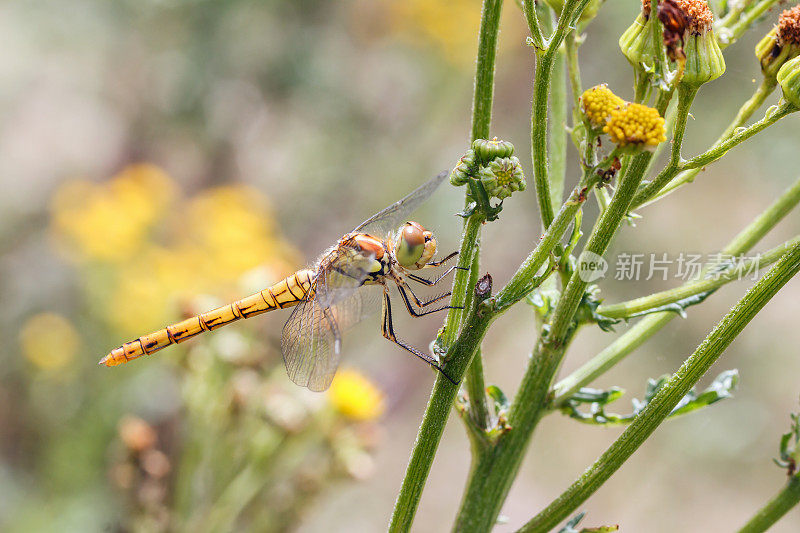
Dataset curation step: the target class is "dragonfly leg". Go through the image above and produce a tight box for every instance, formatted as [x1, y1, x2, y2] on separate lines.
[396, 284, 456, 317]
[380, 289, 458, 385]
[407, 264, 466, 287]
[401, 282, 453, 310]
[425, 250, 459, 267]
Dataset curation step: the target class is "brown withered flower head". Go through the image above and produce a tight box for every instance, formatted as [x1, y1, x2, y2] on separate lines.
[642, 0, 713, 33]
[779, 6, 800, 46]
[636, 0, 723, 86]
[756, 6, 800, 79]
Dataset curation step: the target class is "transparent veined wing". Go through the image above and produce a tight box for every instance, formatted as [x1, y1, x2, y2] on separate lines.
[281, 244, 381, 391]
[353, 170, 448, 236]
[281, 281, 379, 391]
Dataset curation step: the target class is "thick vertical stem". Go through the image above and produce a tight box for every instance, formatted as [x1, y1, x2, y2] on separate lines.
[389, 2, 504, 530]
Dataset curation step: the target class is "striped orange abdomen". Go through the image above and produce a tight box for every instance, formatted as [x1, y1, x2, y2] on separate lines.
[99, 269, 315, 367]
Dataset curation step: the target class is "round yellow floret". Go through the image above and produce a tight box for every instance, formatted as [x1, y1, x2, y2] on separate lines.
[604, 102, 666, 148]
[580, 84, 625, 128]
[328, 369, 386, 421]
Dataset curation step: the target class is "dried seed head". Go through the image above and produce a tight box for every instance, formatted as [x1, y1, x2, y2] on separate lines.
[778, 5, 800, 46]
[604, 102, 666, 149]
[757, 7, 800, 80]
[642, 0, 713, 33]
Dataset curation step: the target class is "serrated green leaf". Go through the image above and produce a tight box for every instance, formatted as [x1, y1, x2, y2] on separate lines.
[560, 370, 739, 426]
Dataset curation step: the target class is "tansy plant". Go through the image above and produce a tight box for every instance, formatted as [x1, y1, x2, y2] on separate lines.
[389, 1, 800, 532]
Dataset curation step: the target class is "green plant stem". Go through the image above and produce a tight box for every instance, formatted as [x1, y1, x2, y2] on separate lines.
[390, 2, 503, 529]
[452, 90, 672, 530]
[453, 144, 654, 532]
[738, 475, 800, 533]
[647, 77, 777, 203]
[520, 243, 800, 533]
[392, 165, 599, 530]
[714, 0, 753, 32]
[718, 0, 782, 48]
[390, 277, 495, 532]
[629, 84, 695, 207]
[565, 32, 583, 108]
[632, 100, 797, 209]
[455, 338, 579, 532]
[596, 236, 799, 319]
[552, 175, 800, 405]
[550, 38, 568, 208]
[470, 1, 504, 143]
[493, 180, 598, 312]
[682, 101, 796, 169]
[549, 151, 654, 343]
[527, 0, 592, 228]
[465, 249, 490, 432]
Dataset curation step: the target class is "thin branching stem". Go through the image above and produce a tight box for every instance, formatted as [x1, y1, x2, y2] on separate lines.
[738, 475, 800, 533]
[596, 236, 800, 319]
[647, 77, 778, 203]
[552, 175, 800, 405]
[527, 0, 593, 228]
[520, 243, 800, 532]
[632, 100, 796, 208]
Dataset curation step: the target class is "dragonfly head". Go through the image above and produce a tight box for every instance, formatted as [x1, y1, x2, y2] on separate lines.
[395, 221, 436, 270]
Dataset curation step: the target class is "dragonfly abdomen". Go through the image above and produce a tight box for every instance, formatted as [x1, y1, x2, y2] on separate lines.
[99, 269, 315, 367]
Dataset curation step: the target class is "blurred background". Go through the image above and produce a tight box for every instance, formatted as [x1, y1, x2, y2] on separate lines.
[1, 0, 800, 531]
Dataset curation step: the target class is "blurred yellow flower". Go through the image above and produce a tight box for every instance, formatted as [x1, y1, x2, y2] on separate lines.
[329, 369, 386, 421]
[50, 164, 302, 338]
[182, 185, 297, 283]
[19, 312, 80, 371]
[387, 0, 522, 67]
[51, 164, 175, 263]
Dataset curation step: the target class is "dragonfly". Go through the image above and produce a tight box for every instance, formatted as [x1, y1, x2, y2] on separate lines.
[99, 171, 462, 391]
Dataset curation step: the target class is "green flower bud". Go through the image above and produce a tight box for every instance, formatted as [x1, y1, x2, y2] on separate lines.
[777, 55, 800, 108]
[478, 157, 526, 200]
[621, 0, 725, 88]
[619, 13, 658, 69]
[680, 29, 726, 87]
[544, 0, 604, 25]
[755, 7, 800, 81]
[472, 137, 515, 165]
[449, 149, 477, 187]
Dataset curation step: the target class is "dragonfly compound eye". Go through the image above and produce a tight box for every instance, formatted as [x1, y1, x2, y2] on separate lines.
[395, 222, 427, 269]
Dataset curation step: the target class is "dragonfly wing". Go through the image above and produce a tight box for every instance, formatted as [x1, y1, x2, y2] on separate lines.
[281, 282, 378, 392]
[281, 297, 342, 392]
[353, 170, 447, 236]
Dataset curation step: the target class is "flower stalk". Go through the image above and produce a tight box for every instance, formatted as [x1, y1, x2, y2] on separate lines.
[527, 0, 594, 228]
[595, 235, 800, 319]
[738, 475, 800, 533]
[552, 175, 800, 405]
[521, 242, 800, 532]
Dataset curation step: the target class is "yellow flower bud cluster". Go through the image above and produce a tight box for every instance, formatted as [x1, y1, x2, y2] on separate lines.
[580, 84, 626, 129]
[580, 84, 666, 149]
[604, 102, 667, 148]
